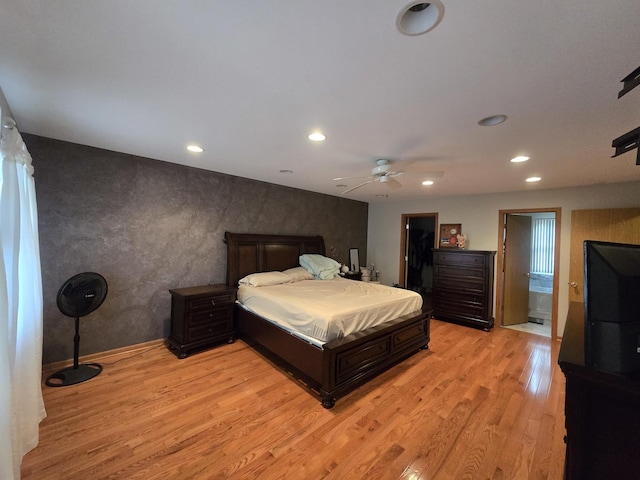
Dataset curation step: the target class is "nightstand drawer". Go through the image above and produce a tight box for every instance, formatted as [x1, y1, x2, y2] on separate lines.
[189, 293, 234, 310]
[188, 317, 234, 342]
[189, 307, 233, 326]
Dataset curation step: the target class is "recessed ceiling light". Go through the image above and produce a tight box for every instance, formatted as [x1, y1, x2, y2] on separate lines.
[526, 176, 541, 183]
[422, 180, 434, 186]
[279, 169, 293, 174]
[308, 132, 326, 142]
[336, 184, 347, 188]
[478, 115, 507, 126]
[511, 156, 530, 163]
[397, 1, 444, 36]
[187, 145, 204, 153]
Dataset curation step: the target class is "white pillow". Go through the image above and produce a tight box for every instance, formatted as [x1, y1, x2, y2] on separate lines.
[299, 254, 341, 280]
[238, 271, 292, 287]
[283, 266, 314, 282]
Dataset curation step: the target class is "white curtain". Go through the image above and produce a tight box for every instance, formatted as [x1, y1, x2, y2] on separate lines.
[0, 117, 46, 480]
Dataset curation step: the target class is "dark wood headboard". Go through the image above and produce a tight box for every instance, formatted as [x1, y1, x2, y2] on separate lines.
[225, 232, 325, 286]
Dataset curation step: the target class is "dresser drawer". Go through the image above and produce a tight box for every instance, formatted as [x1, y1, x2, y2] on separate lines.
[433, 288, 486, 308]
[434, 271, 486, 294]
[434, 251, 488, 267]
[435, 263, 486, 278]
[433, 296, 488, 321]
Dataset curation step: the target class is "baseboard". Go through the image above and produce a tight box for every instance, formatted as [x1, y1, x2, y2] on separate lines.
[42, 338, 167, 375]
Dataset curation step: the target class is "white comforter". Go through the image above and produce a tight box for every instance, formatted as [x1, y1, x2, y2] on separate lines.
[237, 277, 423, 344]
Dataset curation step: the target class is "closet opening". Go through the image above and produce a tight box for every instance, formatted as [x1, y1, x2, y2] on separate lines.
[399, 213, 438, 310]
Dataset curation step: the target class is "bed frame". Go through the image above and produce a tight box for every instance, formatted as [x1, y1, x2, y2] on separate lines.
[225, 231, 431, 408]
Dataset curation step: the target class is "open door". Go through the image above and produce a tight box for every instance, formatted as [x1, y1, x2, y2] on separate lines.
[502, 214, 532, 326]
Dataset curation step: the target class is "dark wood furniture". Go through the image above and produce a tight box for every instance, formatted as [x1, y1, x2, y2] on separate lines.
[341, 271, 362, 281]
[559, 302, 640, 480]
[432, 249, 496, 331]
[168, 284, 236, 358]
[225, 231, 431, 409]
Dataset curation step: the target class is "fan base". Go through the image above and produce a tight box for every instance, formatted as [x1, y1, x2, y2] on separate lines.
[45, 363, 103, 387]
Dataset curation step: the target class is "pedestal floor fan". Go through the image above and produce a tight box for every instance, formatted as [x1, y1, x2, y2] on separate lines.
[46, 272, 108, 387]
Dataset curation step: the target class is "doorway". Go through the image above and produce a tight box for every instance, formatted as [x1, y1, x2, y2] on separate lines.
[400, 213, 438, 308]
[496, 208, 561, 339]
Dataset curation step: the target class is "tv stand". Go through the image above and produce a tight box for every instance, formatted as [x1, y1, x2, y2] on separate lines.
[559, 302, 640, 479]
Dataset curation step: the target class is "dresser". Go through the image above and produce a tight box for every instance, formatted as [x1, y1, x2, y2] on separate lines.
[168, 284, 236, 358]
[432, 249, 496, 330]
[559, 302, 640, 480]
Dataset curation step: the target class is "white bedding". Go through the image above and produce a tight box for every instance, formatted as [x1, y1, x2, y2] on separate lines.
[237, 277, 423, 345]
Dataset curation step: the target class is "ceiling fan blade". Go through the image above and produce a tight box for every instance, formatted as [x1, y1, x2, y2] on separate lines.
[342, 179, 376, 194]
[333, 175, 373, 181]
[388, 171, 404, 178]
[385, 177, 402, 190]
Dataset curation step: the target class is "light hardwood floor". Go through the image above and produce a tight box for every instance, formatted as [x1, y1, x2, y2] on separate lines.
[23, 319, 566, 479]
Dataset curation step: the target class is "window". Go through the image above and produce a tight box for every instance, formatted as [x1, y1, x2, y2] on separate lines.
[531, 218, 555, 274]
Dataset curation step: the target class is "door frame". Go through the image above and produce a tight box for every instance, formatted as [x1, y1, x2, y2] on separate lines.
[399, 212, 438, 287]
[496, 207, 561, 340]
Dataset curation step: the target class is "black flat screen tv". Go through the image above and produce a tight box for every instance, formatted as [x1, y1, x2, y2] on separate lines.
[583, 240, 640, 373]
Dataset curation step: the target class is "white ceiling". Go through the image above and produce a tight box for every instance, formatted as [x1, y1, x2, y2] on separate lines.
[1, 1, 639, 203]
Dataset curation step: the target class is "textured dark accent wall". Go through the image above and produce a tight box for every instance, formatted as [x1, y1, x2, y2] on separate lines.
[25, 134, 368, 364]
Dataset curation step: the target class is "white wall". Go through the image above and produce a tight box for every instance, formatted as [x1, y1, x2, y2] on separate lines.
[367, 180, 640, 338]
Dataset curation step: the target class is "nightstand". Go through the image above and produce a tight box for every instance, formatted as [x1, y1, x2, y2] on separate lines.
[168, 284, 236, 358]
[341, 271, 362, 281]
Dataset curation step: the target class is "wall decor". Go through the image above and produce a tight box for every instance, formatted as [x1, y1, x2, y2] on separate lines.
[439, 223, 462, 248]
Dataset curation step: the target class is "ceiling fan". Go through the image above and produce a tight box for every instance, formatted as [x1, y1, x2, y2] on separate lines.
[333, 158, 444, 195]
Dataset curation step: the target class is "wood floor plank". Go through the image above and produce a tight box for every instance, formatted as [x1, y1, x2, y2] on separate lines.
[21, 319, 566, 479]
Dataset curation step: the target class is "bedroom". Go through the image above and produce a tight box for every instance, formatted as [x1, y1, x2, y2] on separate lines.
[2, 1, 640, 478]
[7, 117, 640, 480]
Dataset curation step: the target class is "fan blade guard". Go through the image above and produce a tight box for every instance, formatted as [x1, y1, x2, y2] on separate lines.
[57, 272, 108, 318]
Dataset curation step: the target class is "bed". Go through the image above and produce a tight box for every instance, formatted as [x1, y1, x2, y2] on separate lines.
[225, 231, 431, 409]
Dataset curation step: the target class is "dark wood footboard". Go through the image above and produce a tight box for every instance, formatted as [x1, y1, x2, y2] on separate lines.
[236, 305, 431, 408]
[320, 310, 430, 408]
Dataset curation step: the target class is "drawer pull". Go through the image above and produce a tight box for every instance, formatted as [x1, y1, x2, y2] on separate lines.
[211, 299, 216, 306]
[209, 313, 214, 318]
